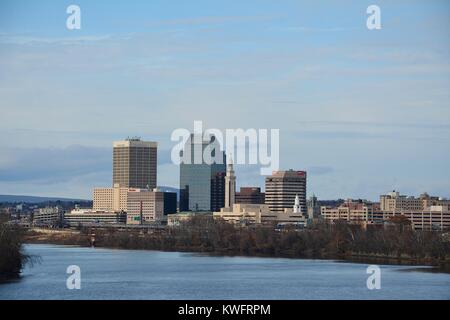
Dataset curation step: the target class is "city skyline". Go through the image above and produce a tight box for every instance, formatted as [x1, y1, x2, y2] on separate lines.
[1, 0, 449, 200]
[1, 134, 448, 204]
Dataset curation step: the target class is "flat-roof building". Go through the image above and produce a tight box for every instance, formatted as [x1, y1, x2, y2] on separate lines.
[213, 203, 306, 226]
[64, 209, 126, 227]
[113, 138, 157, 189]
[265, 170, 307, 216]
[321, 199, 373, 224]
[235, 187, 265, 205]
[126, 189, 177, 224]
[33, 206, 62, 226]
[93, 184, 130, 212]
[380, 190, 450, 212]
[322, 195, 450, 231]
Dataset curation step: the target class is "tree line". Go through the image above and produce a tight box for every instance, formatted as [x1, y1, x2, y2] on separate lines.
[82, 216, 450, 266]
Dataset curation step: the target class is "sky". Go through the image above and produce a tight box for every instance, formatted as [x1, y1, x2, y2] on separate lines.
[0, 0, 449, 200]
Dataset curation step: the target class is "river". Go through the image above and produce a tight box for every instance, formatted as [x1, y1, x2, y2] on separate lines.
[0, 244, 449, 300]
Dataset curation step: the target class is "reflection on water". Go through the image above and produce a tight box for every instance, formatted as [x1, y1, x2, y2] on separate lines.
[0, 244, 449, 300]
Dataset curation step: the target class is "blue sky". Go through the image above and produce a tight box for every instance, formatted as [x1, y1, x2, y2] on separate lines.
[0, 0, 449, 200]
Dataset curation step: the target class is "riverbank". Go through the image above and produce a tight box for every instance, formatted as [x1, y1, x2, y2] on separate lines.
[24, 219, 450, 270]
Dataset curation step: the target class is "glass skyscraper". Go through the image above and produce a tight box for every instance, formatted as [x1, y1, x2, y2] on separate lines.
[179, 134, 226, 212]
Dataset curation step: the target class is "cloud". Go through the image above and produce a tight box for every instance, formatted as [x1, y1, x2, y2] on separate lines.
[0, 2, 449, 200]
[0, 145, 111, 183]
[0, 34, 113, 45]
[273, 26, 352, 33]
[296, 120, 450, 130]
[143, 15, 276, 28]
[294, 130, 384, 140]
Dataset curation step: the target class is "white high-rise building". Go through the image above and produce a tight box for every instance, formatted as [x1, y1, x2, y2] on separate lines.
[224, 156, 236, 208]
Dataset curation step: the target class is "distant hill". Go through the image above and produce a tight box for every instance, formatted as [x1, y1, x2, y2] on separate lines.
[0, 188, 179, 204]
[0, 195, 90, 204]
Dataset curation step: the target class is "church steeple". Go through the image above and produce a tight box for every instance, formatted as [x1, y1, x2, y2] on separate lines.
[293, 194, 302, 213]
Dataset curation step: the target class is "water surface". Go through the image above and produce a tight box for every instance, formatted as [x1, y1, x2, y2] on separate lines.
[1, 244, 449, 300]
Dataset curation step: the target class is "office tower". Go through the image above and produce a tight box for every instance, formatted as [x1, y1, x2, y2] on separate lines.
[211, 171, 226, 211]
[307, 194, 320, 219]
[235, 187, 265, 204]
[265, 170, 307, 215]
[179, 134, 226, 212]
[126, 189, 177, 224]
[113, 138, 157, 189]
[224, 157, 236, 208]
[162, 192, 177, 215]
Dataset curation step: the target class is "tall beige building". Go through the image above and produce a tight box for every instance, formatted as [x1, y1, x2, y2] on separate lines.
[113, 138, 157, 189]
[265, 170, 307, 215]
